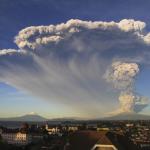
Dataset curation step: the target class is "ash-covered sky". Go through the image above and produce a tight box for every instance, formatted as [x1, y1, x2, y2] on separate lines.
[0, 0, 150, 118]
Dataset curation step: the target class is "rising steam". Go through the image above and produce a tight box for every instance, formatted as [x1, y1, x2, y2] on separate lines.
[0, 19, 150, 117]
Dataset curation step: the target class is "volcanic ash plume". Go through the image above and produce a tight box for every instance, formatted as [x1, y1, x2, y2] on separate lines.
[0, 19, 150, 116]
[119, 93, 135, 113]
[105, 61, 148, 114]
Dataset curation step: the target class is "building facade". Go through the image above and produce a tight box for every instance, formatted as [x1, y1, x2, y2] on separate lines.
[1, 132, 32, 145]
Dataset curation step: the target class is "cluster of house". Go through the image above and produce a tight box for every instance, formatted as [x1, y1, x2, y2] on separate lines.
[0, 123, 79, 146]
[125, 124, 150, 149]
[0, 123, 119, 150]
[45, 123, 78, 135]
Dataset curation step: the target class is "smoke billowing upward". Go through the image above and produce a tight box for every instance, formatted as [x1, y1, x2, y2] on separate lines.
[0, 19, 150, 117]
[105, 62, 148, 114]
[105, 62, 139, 90]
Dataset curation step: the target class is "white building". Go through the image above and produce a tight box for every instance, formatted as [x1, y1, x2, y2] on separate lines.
[1, 132, 32, 145]
[68, 126, 78, 132]
[45, 124, 60, 135]
[1, 128, 44, 145]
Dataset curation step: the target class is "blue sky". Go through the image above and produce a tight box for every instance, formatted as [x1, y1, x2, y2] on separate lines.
[0, 0, 150, 118]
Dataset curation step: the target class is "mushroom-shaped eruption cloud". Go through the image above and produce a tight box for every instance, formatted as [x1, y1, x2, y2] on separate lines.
[105, 62, 148, 114]
[0, 19, 149, 117]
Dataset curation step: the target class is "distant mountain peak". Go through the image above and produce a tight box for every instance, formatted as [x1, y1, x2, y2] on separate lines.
[0, 113, 47, 122]
[27, 112, 38, 115]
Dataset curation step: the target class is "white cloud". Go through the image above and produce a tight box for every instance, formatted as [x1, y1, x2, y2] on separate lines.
[14, 19, 150, 51]
[0, 49, 22, 56]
